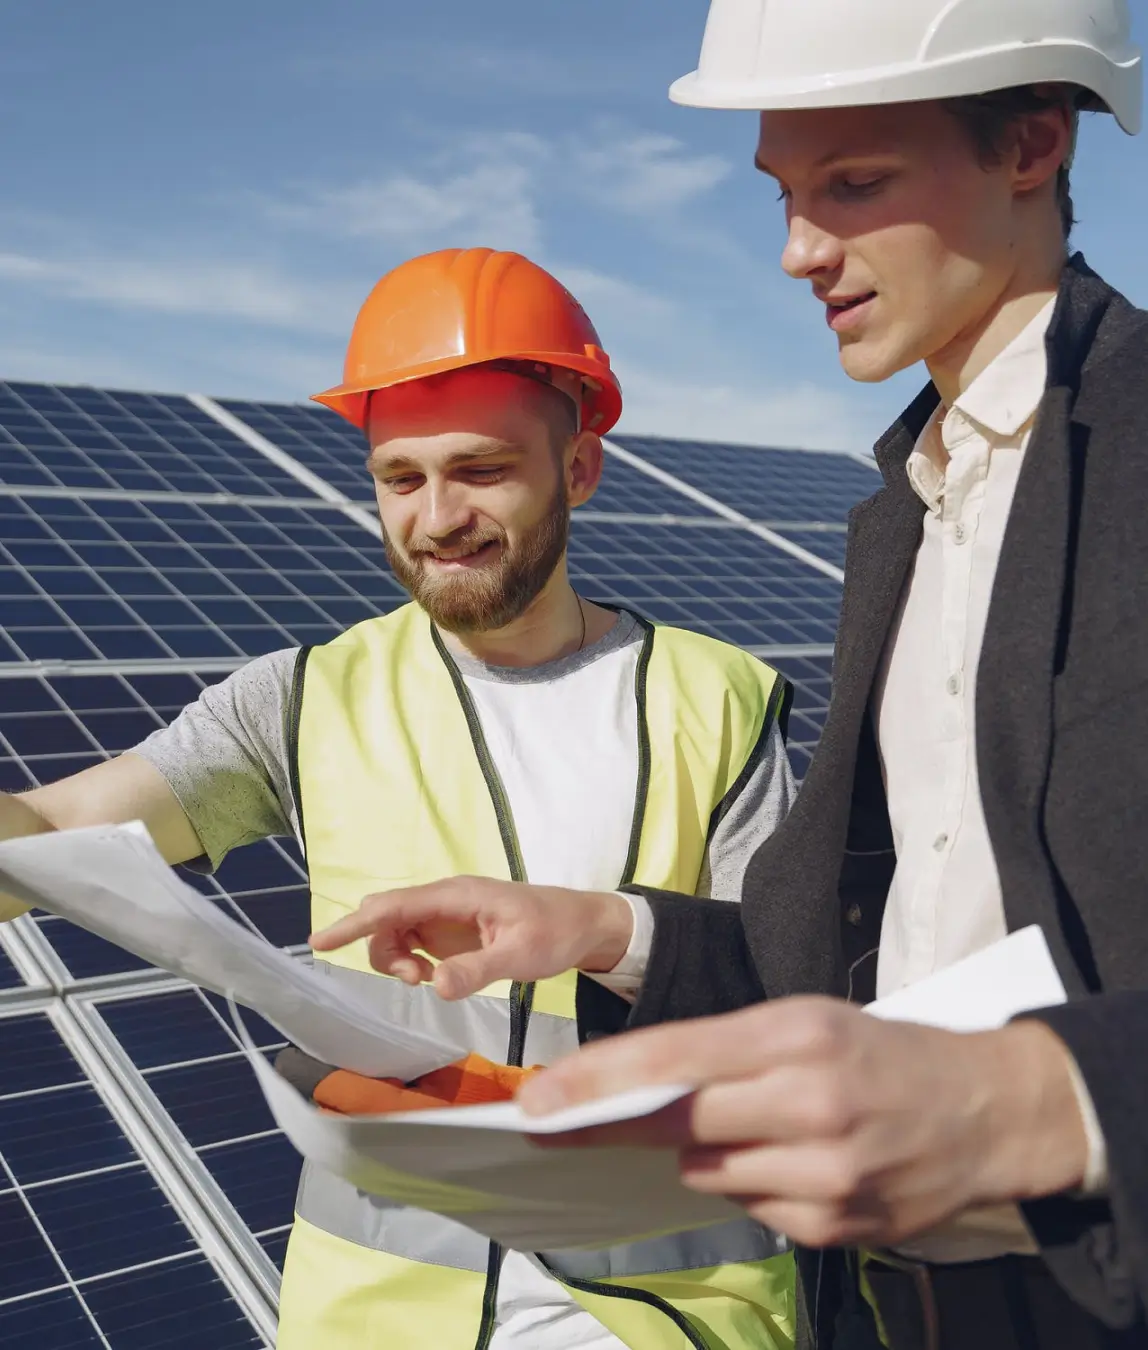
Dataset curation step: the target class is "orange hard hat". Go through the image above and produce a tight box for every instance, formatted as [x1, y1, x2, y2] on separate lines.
[312, 247, 622, 436]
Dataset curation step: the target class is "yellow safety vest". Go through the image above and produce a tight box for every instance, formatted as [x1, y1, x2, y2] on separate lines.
[277, 603, 796, 1350]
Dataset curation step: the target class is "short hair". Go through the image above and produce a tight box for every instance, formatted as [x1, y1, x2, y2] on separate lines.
[942, 84, 1082, 240]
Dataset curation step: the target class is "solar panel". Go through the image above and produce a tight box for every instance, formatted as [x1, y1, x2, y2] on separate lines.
[0, 495, 401, 663]
[610, 434, 879, 524]
[0, 383, 308, 501]
[0, 1006, 266, 1349]
[771, 652, 833, 781]
[0, 378, 863, 1342]
[569, 519, 842, 648]
[89, 988, 299, 1271]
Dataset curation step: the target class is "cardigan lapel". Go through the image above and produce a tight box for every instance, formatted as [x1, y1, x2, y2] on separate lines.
[975, 257, 1121, 996]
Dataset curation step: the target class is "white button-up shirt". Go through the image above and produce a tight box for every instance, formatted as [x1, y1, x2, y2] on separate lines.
[873, 302, 1055, 1000]
[874, 299, 1106, 1262]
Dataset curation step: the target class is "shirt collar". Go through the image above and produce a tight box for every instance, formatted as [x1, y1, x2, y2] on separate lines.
[906, 297, 1057, 513]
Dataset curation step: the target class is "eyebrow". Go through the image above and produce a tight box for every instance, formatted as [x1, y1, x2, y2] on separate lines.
[367, 441, 520, 474]
[754, 147, 898, 178]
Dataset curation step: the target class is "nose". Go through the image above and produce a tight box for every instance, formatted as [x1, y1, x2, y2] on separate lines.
[419, 477, 474, 542]
[781, 212, 844, 282]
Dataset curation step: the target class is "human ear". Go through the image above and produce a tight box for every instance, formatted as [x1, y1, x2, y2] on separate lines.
[566, 432, 604, 508]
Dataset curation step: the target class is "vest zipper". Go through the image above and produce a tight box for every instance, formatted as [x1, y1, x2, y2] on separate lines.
[434, 619, 704, 1349]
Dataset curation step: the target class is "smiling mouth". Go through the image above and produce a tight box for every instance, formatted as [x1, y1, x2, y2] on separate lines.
[828, 293, 875, 314]
[423, 540, 500, 565]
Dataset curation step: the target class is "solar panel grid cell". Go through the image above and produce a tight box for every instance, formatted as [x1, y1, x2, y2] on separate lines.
[0, 1008, 266, 1349]
[610, 433, 879, 524]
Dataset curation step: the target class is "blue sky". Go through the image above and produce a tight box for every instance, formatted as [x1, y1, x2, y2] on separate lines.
[1, 0, 1144, 452]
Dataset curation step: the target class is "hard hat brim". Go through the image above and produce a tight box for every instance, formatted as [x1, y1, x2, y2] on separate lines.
[670, 41, 1142, 135]
[313, 348, 623, 437]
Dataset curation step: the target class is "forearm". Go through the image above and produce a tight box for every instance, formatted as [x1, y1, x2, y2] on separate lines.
[0, 792, 56, 920]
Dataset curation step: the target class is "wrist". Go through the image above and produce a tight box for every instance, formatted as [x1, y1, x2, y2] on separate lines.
[981, 1021, 1089, 1201]
[580, 892, 634, 973]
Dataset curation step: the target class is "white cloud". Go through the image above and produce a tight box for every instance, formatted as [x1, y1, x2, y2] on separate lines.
[574, 132, 732, 215]
[265, 132, 546, 255]
[262, 123, 730, 258]
[0, 247, 356, 335]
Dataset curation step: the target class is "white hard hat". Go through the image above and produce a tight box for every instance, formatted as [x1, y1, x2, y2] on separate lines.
[670, 0, 1142, 135]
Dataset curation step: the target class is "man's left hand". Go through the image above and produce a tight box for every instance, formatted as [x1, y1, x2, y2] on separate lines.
[518, 998, 1090, 1247]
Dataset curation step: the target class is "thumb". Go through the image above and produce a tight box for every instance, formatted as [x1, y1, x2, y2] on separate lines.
[431, 948, 505, 1001]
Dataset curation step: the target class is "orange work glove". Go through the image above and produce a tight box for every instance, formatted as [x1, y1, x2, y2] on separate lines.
[274, 1046, 541, 1117]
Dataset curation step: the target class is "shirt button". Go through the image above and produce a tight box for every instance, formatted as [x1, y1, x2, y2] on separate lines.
[946, 673, 962, 696]
[953, 523, 968, 544]
[845, 903, 863, 927]
[933, 833, 949, 852]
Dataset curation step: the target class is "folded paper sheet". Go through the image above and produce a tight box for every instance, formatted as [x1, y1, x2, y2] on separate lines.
[0, 823, 1069, 1251]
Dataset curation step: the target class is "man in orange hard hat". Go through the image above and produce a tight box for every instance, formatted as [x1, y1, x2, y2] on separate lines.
[0, 247, 797, 1350]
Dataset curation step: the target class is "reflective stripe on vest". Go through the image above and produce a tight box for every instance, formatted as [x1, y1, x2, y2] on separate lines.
[284, 604, 795, 1350]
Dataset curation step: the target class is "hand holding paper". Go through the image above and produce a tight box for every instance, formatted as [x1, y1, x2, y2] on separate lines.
[514, 928, 1085, 1250]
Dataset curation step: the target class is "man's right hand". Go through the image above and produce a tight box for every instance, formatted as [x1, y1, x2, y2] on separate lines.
[308, 878, 634, 1000]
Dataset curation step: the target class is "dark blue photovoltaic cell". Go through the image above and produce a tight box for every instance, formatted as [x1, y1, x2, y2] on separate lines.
[611, 434, 881, 525]
[0, 943, 23, 990]
[260, 1230, 290, 1269]
[772, 652, 833, 781]
[0, 1085, 136, 1183]
[0, 1010, 85, 1093]
[0, 381, 305, 500]
[82, 1257, 266, 1348]
[774, 528, 849, 569]
[0, 494, 402, 663]
[95, 990, 299, 1261]
[0, 1286, 105, 1348]
[0, 1010, 263, 1347]
[199, 1134, 300, 1233]
[567, 518, 843, 647]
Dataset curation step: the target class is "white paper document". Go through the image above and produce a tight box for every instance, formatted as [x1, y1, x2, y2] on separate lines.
[0, 821, 464, 1080]
[0, 823, 1070, 1251]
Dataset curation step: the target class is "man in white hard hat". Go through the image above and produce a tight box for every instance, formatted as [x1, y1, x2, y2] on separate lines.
[307, 2, 1148, 1347]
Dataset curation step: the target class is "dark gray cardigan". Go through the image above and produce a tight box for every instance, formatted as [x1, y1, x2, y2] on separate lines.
[581, 256, 1148, 1344]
